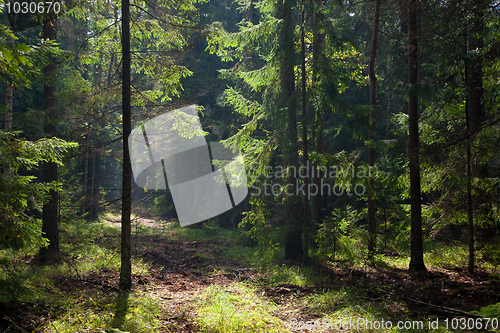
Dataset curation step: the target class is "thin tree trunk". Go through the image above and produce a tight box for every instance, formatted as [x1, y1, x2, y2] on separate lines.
[5, 85, 13, 132]
[4, 29, 14, 175]
[464, 16, 474, 274]
[40, 18, 59, 259]
[466, 0, 485, 273]
[92, 150, 101, 221]
[83, 134, 91, 217]
[367, 0, 381, 262]
[310, 0, 325, 244]
[467, 1, 484, 136]
[466, 95, 474, 273]
[279, 0, 302, 261]
[90, 149, 97, 219]
[120, 0, 132, 291]
[4, 83, 13, 175]
[408, 0, 426, 272]
[301, 1, 309, 264]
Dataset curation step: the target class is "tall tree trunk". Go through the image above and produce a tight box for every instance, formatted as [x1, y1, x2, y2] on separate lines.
[466, 0, 485, 273]
[90, 60, 103, 221]
[310, 0, 325, 241]
[467, 2, 485, 136]
[40, 18, 59, 259]
[279, 0, 302, 261]
[90, 149, 97, 220]
[4, 83, 13, 175]
[407, 0, 426, 272]
[5, 85, 13, 132]
[4, 27, 14, 175]
[301, 0, 309, 264]
[92, 150, 101, 221]
[466, 94, 474, 273]
[120, 0, 132, 290]
[367, 0, 381, 262]
[83, 134, 91, 217]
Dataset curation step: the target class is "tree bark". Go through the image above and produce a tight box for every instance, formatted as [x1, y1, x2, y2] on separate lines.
[91, 150, 101, 220]
[466, 0, 485, 273]
[466, 94, 474, 273]
[467, 1, 484, 136]
[301, 1, 309, 264]
[40, 18, 59, 259]
[4, 82, 13, 175]
[83, 134, 91, 217]
[5, 85, 13, 132]
[120, 0, 132, 290]
[279, 0, 302, 261]
[408, 0, 426, 273]
[367, 0, 381, 262]
[310, 0, 325, 241]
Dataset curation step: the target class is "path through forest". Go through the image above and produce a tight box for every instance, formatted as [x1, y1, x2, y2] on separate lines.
[2, 216, 500, 332]
[98, 216, 500, 331]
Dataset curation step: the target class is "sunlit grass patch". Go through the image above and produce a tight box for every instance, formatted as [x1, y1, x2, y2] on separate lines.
[265, 264, 328, 287]
[195, 282, 287, 333]
[424, 244, 469, 269]
[374, 254, 410, 270]
[132, 257, 152, 276]
[305, 288, 356, 314]
[43, 290, 163, 333]
[306, 290, 457, 333]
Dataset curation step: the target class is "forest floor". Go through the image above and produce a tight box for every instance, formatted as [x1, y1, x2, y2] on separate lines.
[1, 215, 500, 332]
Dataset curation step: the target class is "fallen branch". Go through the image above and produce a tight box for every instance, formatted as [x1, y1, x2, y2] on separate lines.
[79, 278, 120, 292]
[355, 295, 381, 301]
[0, 311, 29, 333]
[379, 289, 482, 318]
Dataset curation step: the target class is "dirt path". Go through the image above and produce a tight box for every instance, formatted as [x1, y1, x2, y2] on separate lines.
[100, 216, 261, 332]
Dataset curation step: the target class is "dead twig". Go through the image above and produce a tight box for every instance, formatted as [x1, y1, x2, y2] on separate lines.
[379, 288, 482, 318]
[0, 311, 29, 333]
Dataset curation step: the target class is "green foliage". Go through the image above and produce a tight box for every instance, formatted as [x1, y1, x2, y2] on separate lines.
[0, 18, 63, 85]
[317, 205, 365, 264]
[472, 302, 500, 325]
[480, 244, 500, 270]
[0, 24, 31, 84]
[0, 131, 77, 249]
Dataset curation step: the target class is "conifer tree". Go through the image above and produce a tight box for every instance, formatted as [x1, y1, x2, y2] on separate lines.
[408, 0, 425, 272]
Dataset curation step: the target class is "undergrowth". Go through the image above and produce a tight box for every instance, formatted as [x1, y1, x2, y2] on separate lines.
[1, 215, 499, 332]
[196, 283, 286, 333]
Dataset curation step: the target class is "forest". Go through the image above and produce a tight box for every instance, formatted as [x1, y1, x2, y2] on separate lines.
[1, 0, 500, 331]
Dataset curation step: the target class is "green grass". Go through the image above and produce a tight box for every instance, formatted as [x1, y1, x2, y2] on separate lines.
[195, 282, 287, 333]
[303, 289, 462, 333]
[369, 242, 500, 274]
[2, 214, 499, 333]
[0, 217, 164, 332]
[263, 264, 329, 287]
[424, 244, 469, 269]
[374, 254, 410, 270]
[44, 290, 163, 333]
[306, 288, 356, 314]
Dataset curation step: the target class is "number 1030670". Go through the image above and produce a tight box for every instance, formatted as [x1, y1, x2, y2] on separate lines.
[5, 2, 62, 14]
